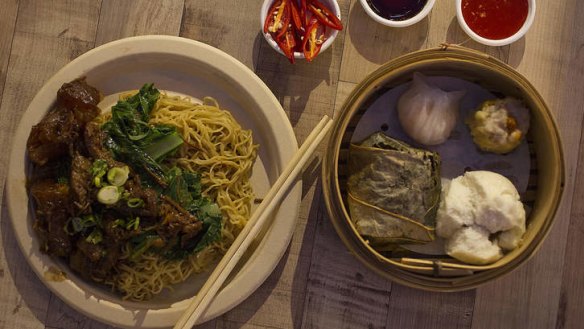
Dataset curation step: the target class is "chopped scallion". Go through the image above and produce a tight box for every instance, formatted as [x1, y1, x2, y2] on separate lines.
[126, 217, 140, 230]
[107, 166, 130, 186]
[127, 198, 144, 208]
[86, 229, 103, 244]
[97, 185, 121, 205]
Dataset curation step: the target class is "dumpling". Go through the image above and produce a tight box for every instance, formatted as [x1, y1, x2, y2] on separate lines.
[466, 97, 530, 154]
[397, 72, 465, 146]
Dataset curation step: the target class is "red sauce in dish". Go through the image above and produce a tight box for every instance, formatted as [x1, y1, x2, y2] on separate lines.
[462, 0, 529, 40]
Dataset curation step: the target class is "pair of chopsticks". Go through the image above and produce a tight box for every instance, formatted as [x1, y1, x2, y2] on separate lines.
[174, 115, 334, 329]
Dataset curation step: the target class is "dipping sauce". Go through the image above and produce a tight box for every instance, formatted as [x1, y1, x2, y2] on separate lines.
[462, 0, 529, 40]
[366, 0, 428, 21]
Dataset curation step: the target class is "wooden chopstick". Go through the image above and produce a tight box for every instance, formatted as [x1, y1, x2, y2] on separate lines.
[174, 115, 334, 329]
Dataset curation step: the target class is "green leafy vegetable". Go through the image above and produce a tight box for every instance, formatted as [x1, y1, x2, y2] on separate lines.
[141, 130, 184, 161]
[129, 233, 163, 262]
[163, 167, 223, 259]
[101, 84, 184, 187]
[194, 205, 222, 252]
[103, 117, 169, 186]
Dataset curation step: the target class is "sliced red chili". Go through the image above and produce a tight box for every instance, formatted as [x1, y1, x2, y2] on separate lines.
[263, 0, 281, 33]
[300, 0, 309, 26]
[276, 27, 297, 64]
[264, 0, 291, 39]
[290, 0, 303, 33]
[307, 0, 343, 31]
[302, 18, 326, 62]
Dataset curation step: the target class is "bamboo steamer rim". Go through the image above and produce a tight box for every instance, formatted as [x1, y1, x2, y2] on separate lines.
[321, 45, 565, 292]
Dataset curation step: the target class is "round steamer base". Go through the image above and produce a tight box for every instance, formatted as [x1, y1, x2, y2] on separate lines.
[321, 45, 564, 292]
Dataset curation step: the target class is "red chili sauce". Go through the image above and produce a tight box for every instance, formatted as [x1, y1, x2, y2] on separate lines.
[366, 0, 428, 21]
[462, 0, 529, 40]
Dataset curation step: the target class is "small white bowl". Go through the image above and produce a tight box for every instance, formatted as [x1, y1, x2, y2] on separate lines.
[260, 0, 341, 60]
[456, 0, 536, 47]
[359, 0, 435, 28]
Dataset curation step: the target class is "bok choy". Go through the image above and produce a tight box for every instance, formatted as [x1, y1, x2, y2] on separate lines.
[102, 84, 184, 186]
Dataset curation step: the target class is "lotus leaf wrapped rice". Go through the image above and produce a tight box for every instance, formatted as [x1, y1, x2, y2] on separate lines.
[347, 132, 441, 249]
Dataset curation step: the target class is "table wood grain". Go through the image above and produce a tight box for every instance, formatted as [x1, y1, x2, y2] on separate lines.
[1, 1, 583, 328]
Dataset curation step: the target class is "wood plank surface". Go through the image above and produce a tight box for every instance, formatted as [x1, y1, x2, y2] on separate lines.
[0, 2, 101, 328]
[95, 0, 184, 46]
[471, 0, 584, 328]
[0, 1, 102, 328]
[181, 0, 263, 68]
[0, 0, 19, 103]
[0, 0, 583, 329]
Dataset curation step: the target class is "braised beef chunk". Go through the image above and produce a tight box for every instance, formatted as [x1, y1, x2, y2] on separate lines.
[30, 179, 70, 221]
[70, 155, 93, 215]
[103, 211, 136, 242]
[180, 221, 204, 248]
[27, 78, 101, 166]
[28, 159, 69, 183]
[45, 224, 71, 257]
[69, 249, 92, 280]
[110, 176, 159, 217]
[91, 243, 121, 280]
[84, 120, 124, 168]
[27, 106, 76, 165]
[70, 242, 122, 282]
[77, 238, 105, 263]
[30, 179, 72, 256]
[57, 77, 101, 124]
[157, 197, 203, 248]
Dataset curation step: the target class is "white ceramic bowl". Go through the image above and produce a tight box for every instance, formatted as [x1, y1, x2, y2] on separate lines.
[7, 35, 301, 328]
[456, 0, 536, 46]
[359, 0, 435, 28]
[260, 0, 341, 60]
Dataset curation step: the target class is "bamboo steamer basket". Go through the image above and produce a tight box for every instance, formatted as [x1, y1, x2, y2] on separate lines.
[321, 45, 565, 291]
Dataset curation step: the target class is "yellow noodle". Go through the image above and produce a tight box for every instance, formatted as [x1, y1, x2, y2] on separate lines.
[112, 93, 257, 300]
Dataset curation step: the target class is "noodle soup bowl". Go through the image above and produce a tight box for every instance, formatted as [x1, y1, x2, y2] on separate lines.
[7, 36, 302, 328]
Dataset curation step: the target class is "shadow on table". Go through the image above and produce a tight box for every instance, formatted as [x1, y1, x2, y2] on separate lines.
[1, 193, 52, 324]
[444, 16, 527, 68]
[252, 32, 337, 127]
[348, 2, 427, 65]
[289, 156, 325, 329]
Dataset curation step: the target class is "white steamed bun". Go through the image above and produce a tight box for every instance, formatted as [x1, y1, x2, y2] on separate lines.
[436, 170, 526, 265]
[445, 225, 503, 265]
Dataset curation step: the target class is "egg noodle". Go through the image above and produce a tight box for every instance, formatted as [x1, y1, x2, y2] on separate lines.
[111, 93, 258, 300]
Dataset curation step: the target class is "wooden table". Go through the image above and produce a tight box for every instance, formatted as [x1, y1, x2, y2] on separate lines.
[1, 1, 583, 328]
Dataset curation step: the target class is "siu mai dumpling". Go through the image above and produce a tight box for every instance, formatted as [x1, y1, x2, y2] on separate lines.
[347, 132, 441, 249]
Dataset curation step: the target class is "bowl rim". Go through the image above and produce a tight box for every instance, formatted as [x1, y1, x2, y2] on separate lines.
[358, 0, 436, 28]
[321, 45, 565, 291]
[260, 0, 341, 59]
[455, 0, 537, 47]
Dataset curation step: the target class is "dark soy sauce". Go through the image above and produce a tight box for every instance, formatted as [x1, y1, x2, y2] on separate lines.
[366, 0, 428, 21]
